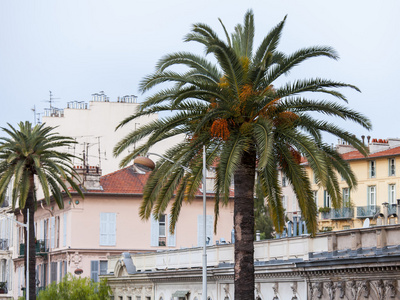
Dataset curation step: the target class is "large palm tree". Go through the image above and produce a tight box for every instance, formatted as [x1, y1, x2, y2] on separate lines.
[114, 11, 371, 299]
[0, 121, 83, 300]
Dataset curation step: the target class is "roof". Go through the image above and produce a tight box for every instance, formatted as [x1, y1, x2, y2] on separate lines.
[341, 146, 400, 161]
[92, 166, 149, 194]
[84, 165, 230, 197]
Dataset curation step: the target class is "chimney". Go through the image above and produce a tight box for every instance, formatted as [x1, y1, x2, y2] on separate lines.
[367, 136, 371, 144]
[361, 135, 365, 145]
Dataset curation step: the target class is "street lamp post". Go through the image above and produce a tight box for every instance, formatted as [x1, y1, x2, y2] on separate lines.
[0, 209, 29, 300]
[133, 146, 207, 300]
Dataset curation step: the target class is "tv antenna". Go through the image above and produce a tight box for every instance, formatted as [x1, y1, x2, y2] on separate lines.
[42, 91, 60, 109]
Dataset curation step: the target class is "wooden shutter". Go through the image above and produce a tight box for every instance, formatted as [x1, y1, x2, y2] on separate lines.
[108, 213, 116, 246]
[100, 213, 107, 245]
[50, 217, 55, 249]
[63, 213, 67, 247]
[167, 215, 176, 247]
[90, 260, 99, 282]
[150, 214, 158, 247]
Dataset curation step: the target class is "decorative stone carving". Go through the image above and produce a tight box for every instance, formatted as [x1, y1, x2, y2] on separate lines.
[347, 280, 358, 300]
[374, 279, 385, 300]
[68, 252, 82, 268]
[272, 282, 278, 295]
[313, 282, 323, 298]
[358, 280, 370, 298]
[223, 284, 229, 296]
[325, 281, 335, 300]
[291, 281, 297, 294]
[337, 281, 346, 299]
[385, 280, 397, 298]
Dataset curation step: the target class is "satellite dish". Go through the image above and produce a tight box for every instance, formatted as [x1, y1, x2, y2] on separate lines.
[363, 218, 370, 228]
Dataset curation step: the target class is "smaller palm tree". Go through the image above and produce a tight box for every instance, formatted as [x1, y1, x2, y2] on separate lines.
[0, 121, 83, 300]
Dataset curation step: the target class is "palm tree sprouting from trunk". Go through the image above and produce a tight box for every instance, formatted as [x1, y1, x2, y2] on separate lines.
[114, 10, 371, 299]
[0, 122, 83, 300]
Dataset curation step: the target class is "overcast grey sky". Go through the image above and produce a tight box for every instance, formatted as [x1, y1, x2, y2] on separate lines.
[0, 0, 399, 144]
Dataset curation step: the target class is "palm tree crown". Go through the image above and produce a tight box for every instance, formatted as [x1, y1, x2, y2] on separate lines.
[0, 121, 83, 300]
[114, 10, 371, 299]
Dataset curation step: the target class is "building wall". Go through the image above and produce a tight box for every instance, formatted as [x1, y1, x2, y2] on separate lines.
[41, 99, 179, 176]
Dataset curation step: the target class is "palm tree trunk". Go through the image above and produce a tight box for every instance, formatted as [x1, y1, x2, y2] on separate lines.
[233, 149, 256, 300]
[23, 181, 36, 300]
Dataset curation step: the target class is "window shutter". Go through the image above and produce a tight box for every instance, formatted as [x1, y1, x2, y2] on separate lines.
[100, 213, 107, 245]
[324, 191, 327, 207]
[100, 261, 108, 275]
[90, 260, 99, 282]
[150, 214, 159, 247]
[63, 213, 67, 247]
[108, 213, 116, 246]
[64, 261, 67, 276]
[50, 217, 55, 249]
[167, 215, 176, 247]
[59, 261, 62, 281]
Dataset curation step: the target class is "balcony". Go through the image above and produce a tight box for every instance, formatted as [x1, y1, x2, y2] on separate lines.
[331, 207, 354, 219]
[388, 204, 397, 215]
[0, 239, 8, 251]
[19, 239, 49, 256]
[357, 206, 380, 218]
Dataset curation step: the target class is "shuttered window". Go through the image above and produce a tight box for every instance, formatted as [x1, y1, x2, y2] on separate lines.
[63, 213, 67, 247]
[197, 215, 213, 247]
[151, 214, 176, 247]
[50, 217, 55, 249]
[100, 213, 116, 246]
[91, 260, 99, 282]
[50, 262, 57, 283]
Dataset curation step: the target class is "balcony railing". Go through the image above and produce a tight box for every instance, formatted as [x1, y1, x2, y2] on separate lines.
[331, 207, 354, 219]
[388, 204, 397, 215]
[0, 239, 8, 251]
[357, 206, 380, 218]
[19, 239, 49, 256]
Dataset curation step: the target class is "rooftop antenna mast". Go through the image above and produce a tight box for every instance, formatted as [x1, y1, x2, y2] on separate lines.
[31, 106, 37, 125]
[43, 91, 60, 109]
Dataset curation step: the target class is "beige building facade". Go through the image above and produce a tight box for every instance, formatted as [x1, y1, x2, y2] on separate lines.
[304, 138, 400, 231]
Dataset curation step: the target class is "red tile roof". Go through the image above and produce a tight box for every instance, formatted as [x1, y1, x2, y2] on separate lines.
[341, 146, 400, 161]
[85, 166, 229, 197]
[93, 166, 149, 194]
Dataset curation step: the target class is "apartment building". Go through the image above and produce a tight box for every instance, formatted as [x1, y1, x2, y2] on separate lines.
[11, 166, 234, 299]
[305, 138, 400, 231]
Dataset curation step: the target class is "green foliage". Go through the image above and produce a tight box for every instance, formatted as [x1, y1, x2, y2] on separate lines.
[37, 274, 111, 300]
[318, 207, 331, 213]
[254, 192, 273, 240]
[114, 11, 371, 236]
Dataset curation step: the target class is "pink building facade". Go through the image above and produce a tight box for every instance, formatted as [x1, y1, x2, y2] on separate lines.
[12, 166, 234, 298]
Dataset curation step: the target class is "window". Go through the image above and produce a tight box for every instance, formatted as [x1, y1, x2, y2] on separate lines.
[368, 186, 376, 208]
[369, 161, 376, 178]
[50, 262, 57, 283]
[64, 261, 67, 276]
[389, 158, 396, 176]
[151, 214, 176, 247]
[342, 188, 350, 206]
[136, 297, 141, 300]
[63, 212, 67, 247]
[389, 184, 396, 205]
[100, 261, 108, 276]
[159, 214, 166, 237]
[198, 215, 213, 246]
[313, 191, 318, 207]
[100, 213, 116, 246]
[323, 190, 331, 208]
[50, 216, 60, 249]
[282, 175, 287, 187]
[59, 261, 63, 282]
[281, 195, 287, 210]
[313, 172, 318, 184]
